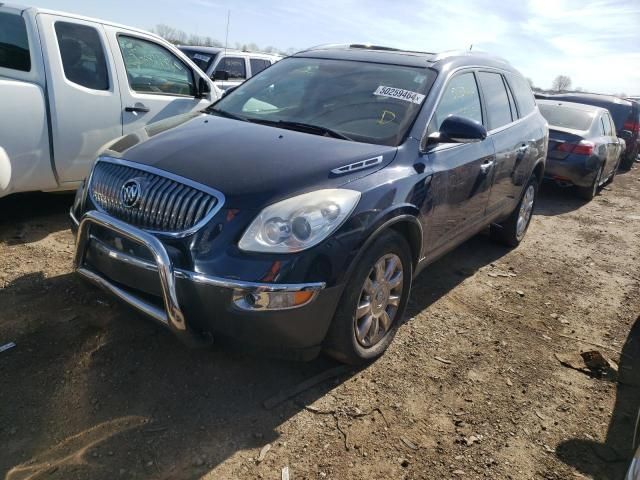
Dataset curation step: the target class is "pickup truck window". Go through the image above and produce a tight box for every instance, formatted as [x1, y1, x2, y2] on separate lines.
[215, 56, 246, 80]
[0, 12, 31, 72]
[118, 36, 195, 96]
[55, 22, 109, 90]
[250, 58, 270, 75]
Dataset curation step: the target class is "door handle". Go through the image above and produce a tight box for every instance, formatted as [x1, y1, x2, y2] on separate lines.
[480, 160, 495, 174]
[517, 144, 529, 152]
[125, 104, 150, 113]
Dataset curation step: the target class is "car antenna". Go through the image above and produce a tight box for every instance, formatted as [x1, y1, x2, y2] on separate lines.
[224, 10, 230, 58]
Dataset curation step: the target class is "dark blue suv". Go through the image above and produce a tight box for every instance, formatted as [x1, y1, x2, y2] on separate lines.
[71, 45, 548, 364]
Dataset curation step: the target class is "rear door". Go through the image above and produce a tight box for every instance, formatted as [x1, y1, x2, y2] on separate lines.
[37, 13, 123, 184]
[424, 70, 495, 254]
[603, 112, 620, 174]
[476, 70, 522, 218]
[104, 27, 212, 135]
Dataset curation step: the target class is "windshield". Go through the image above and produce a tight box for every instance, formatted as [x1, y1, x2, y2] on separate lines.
[180, 48, 218, 72]
[210, 57, 436, 146]
[539, 104, 595, 131]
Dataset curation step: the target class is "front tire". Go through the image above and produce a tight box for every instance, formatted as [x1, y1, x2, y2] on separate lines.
[324, 230, 412, 365]
[490, 176, 538, 248]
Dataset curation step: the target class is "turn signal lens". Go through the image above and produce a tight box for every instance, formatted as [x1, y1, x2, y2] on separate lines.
[233, 289, 317, 310]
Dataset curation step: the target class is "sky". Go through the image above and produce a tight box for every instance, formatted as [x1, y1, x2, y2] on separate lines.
[32, 0, 640, 95]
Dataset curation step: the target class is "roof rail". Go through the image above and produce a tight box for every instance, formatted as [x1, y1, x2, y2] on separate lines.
[303, 43, 435, 55]
[432, 49, 509, 64]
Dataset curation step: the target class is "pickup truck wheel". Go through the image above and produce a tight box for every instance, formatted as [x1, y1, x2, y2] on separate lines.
[490, 176, 538, 248]
[324, 230, 412, 365]
[576, 164, 603, 201]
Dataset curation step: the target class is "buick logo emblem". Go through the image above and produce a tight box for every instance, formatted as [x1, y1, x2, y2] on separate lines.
[120, 179, 142, 208]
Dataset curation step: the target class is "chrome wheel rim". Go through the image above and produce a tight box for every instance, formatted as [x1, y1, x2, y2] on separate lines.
[354, 253, 403, 348]
[516, 185, 535, 240]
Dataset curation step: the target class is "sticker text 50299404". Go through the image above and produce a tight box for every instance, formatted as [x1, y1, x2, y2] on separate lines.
[374, 86, 425, 105]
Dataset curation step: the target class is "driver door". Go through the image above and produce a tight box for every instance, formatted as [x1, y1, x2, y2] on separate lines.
[104, 26, 212, 135]
[423, 71, 496, 257]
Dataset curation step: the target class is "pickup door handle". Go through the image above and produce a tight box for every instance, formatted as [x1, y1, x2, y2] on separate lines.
[125, 104, 150, 113]
[480, 160, 495, 174]
[517, 144, 529, 152]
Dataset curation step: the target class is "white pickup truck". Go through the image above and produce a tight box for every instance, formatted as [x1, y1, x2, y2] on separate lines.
[0, 4, 220, 198]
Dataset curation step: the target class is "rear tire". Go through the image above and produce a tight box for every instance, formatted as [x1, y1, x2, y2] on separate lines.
[490, 176, 538, 248]
[323, 230, 412, 365]
[576, 164, 603, 200]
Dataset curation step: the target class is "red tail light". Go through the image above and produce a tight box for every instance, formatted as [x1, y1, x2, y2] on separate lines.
[573, 142, 594, 155]
[556, 142, 575, 153]
[555, 141, 594, 155]
[623, 121, 640, 133]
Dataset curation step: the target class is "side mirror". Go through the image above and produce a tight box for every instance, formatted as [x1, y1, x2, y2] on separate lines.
[620, 129, 633, 140]
[213, 70, 229, 81]
[197, 76, 210, 98]
[222, 86, 238, 96]
[424, 115, 487, 148]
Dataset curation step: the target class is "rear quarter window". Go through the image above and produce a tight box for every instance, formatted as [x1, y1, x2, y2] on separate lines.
[0, 12, 31, 72]
[508, 74, 536, 117]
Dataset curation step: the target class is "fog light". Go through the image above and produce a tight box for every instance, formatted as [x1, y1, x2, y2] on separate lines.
[233, 289, 316, 311]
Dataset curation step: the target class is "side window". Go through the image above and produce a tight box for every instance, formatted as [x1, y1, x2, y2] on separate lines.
[55, 22, 108, 90]
[429, 72, 482, 132]
[508, 74, 536, 116]
[250, 58, 269, 76]
[505, 79, 518, 119]
[215, 56, 246, 79]
[607, 114, 616, 136]
[477, 72, 513, 130]
[0, 12, 31, 71]
[117, 35, 195, 96]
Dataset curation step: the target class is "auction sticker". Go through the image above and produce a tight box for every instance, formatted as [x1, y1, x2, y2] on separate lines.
[193, 53, 212, 62]
[374, 86, 425, 104]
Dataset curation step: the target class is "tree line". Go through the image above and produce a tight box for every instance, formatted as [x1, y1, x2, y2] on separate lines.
[150, 24, 296, 56]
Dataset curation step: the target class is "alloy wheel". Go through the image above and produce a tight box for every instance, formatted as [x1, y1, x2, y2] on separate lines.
[354, 253, 404, 348]
[516, 184, 535, 240]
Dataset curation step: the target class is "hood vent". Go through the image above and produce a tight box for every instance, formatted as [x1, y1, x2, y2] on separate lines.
[331, 156, 383, 175]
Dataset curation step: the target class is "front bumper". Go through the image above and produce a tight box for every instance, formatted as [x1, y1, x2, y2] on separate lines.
[543, 155, 599, 188]
[73, 210, 339, 357]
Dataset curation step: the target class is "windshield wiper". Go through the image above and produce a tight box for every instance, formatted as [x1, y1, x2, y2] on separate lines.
[205, 107, 248, 122]
[249, 119, 353, 141]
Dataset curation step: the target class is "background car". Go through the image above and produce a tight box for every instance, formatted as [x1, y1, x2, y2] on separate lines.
[0, 4, 217, 199]
[545, 93, 639, 170]
[537, 99, 624, 199]
[179, 46, 281, 91]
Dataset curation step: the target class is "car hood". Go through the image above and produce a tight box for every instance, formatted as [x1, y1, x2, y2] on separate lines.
[102, 112, 397, 208]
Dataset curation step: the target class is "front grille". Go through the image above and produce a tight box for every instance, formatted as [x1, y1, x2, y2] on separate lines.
[89, 160, 221, 233]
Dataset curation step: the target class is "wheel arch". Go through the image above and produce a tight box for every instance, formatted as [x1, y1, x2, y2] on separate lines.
[532, 159, 545, 185]
[343, 209, 423, 285]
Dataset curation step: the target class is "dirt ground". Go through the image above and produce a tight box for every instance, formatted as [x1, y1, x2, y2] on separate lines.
[1, 164, 639, 480]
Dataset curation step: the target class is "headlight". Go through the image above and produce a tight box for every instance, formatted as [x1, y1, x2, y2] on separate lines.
[238, 189, 361, 253]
